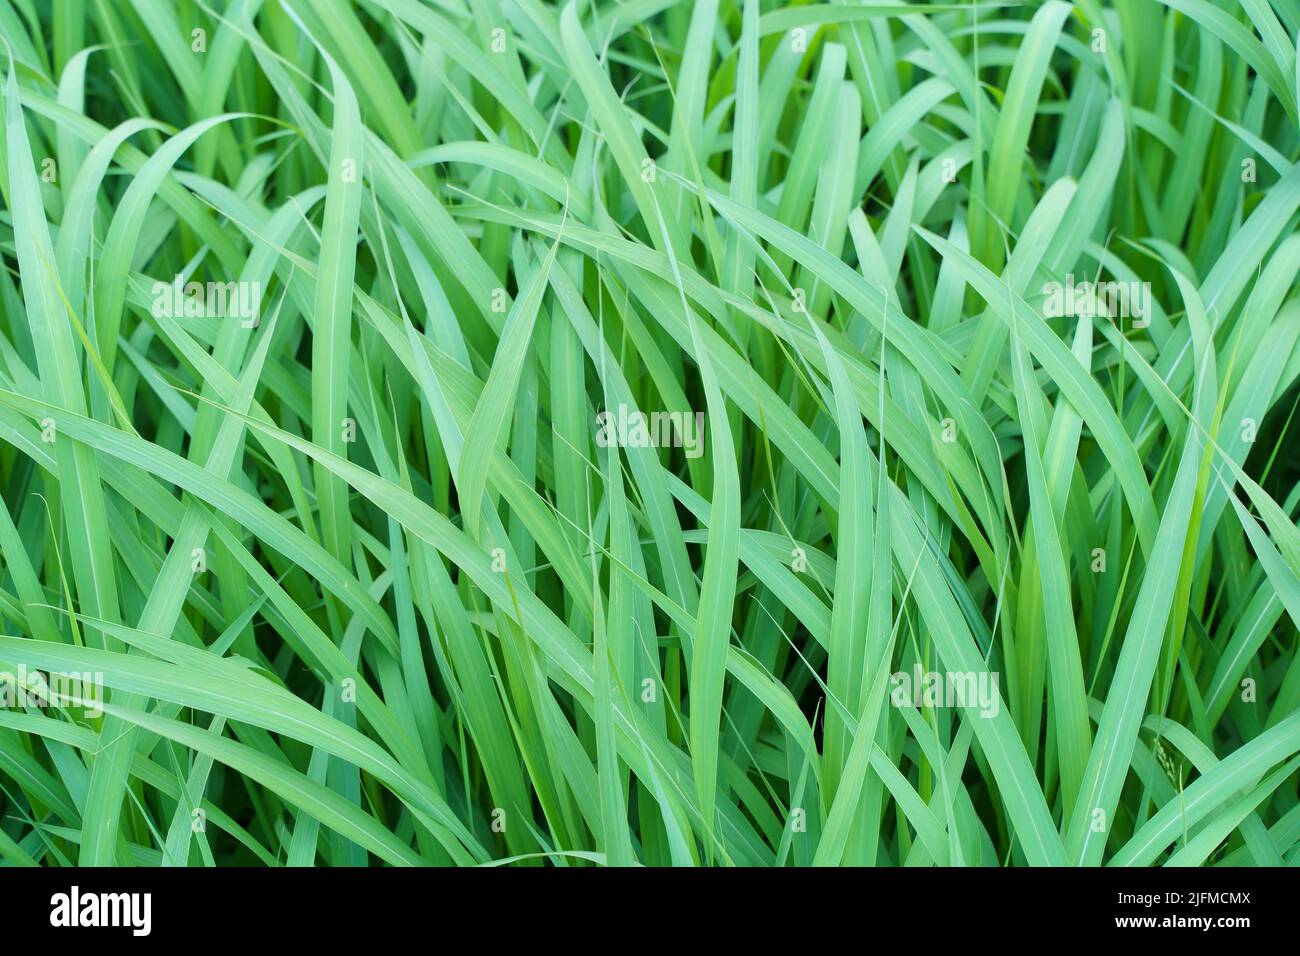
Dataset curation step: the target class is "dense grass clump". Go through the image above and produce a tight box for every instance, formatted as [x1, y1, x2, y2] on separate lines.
[0, 0, 1297, 867]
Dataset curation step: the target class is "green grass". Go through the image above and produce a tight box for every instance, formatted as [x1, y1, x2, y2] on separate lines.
[0, 0, 1297, 867]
